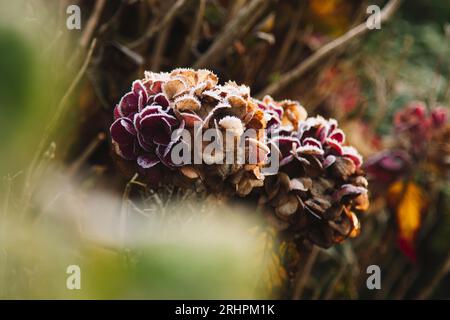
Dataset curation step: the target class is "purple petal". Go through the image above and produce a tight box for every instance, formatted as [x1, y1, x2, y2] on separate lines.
[156, 144, 178, 168]
[114, 141, 137, 160]
[118, 92, 139, 117]
[110, 118, 136, 145]
[180, 112, 202, 128]
[326, 138, 343, 155]
[323, 155, 336, 168]
[272, 136, 300, 159]
[149, 81, 163, 95]
[333, 184, 367, 202]
[303, 137, 322, 148]
[137, 132, 154, 151]
[163, 114, 179, 126]
[316, 125, 328, 143]
[342, 146, 363, 168]
[139, 105, 163, 119]
[140, 114, 172, 145]
[138, 91, 146, 111]
[280, 154, 294, 167]
[113, 105, 122, 120]
[132, 80, 148, 102]
[137, 154, 160, 169]
[154, 93, 169, 108]
[329, 129, 345, 144]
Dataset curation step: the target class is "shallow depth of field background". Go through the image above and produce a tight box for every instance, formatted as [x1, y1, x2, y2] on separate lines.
[0, 0, 449, 299]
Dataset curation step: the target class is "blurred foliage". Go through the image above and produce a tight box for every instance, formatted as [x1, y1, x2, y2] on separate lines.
[359, 17, 449, 135]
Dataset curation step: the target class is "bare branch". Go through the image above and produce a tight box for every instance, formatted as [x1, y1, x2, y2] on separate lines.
[128, 0, 188, 49]
[193, 0, 274, 69]
[80, 0, 106, 49]
[177, 0, 206, 66]
[257, 0, 402, 98]
[292, 245, 320, 299]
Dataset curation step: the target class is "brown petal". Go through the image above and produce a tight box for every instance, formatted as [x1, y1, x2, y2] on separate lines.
[305, 196, 332, 214]
[170, 68, 197, 86]
[280, 99, 308, 129]
[264, 176, 280, 201]
[353, 192, 369, 211]
[163, 78, 188, 99]
[328, 218, 351, 238]
[331, 156, 356, 180]
[275, 194, 299, 218]
[290, 178, 309, 192]
[237, 176, 263, 196]
[180, 166, 199, 179]
[323, 205, 344, 220]
[174, 95, 201, 111]
[277, 172, 291, 191]
[197, 69, 219, 88]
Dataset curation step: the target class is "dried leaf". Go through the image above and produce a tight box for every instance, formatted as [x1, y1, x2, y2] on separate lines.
[387, 181, 427, 261]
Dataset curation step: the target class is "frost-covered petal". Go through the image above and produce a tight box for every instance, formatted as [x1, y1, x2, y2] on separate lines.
[329, 129, 345, 144]
[174, 95, 201, 112]
[110, 118, 136, 145]
[333, 184, 367, 202]
[113, 140, 138, 160]
[162, 77, 188, 99]
[154, 93, 169, 108]
[342, 146, 363, 167]
[326, 138, 343, 155]
[139, 114, 173, 145]
[323, 155, 336, 168]
[118, 92, 139, 117]
[218, 116, 244, 136]
[137, 154, 160, 169]
[296, 145, 324, 156]
[179, 112, 202, 128]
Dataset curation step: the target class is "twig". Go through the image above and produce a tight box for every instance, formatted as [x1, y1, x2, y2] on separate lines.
[193, 0, 274, 69]
[374, 255, 406, 299]
[80, 0, 106, 49]
[323, 263, 346, 299]
[119, 173, 139, 247]
[177, 0, 206, 66]
[23, 40, 97, 213]
[151, 20, 172, 71]
[257, 0, 402, 98]
[98, 0, 128, 35]
[292, 245, 319, 299]
[128, 0, 187, 49]
[272, 2, 305, 72]
[392, 268, 419, 299]
[416, 253, 450, 299]
[67, 132, 106, 176]
[112, 41, 145, 66]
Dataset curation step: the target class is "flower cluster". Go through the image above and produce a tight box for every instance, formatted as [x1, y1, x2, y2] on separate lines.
[110, 69, 369, 248]
[366, 102, 449, 185]
[258, 102, 368, 248]
[111, 68, 269, 187]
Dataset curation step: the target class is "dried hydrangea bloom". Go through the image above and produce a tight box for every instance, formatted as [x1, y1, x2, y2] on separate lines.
[111, 68, 270, 189]
[259, 111, 369, 248]
[367, 103, 449, 185]
[110, 70, 369, 248]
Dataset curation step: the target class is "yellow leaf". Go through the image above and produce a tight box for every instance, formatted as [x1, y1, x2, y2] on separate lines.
[387, 181, 427, 258]
[310, 0, 341, 16]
